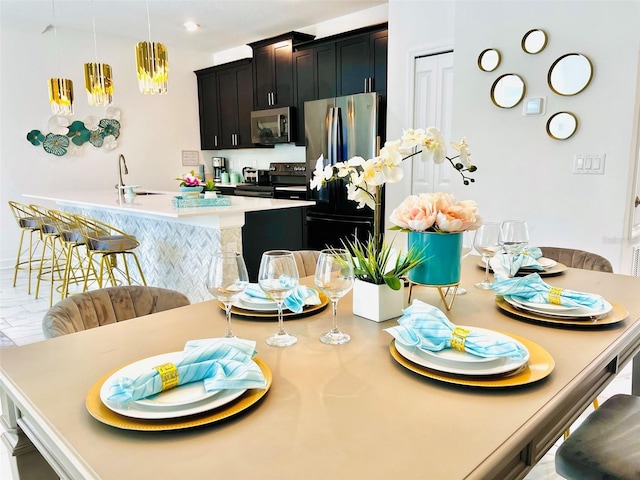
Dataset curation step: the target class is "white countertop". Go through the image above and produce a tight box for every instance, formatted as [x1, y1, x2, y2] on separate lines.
[25, 189, 315, 220]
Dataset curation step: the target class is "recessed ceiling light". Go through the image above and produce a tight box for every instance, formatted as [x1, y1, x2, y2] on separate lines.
[183, 21, 200, 32]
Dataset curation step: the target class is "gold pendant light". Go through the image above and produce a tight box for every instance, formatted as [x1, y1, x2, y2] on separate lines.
[136, 0, 168, 95]
[48, 0, 74, 114]
[48, 77, 74, 115]
[84, 5, 113, 106]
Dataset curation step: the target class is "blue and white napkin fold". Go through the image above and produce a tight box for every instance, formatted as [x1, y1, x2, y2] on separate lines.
[107, 337, 266, 405]
[490, 272, 605, 310]
[490, 247, 544, 278]
[244, 283, 321, 313]
[384, 299, 528, 360]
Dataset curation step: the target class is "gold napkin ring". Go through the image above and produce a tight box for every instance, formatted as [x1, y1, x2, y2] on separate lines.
[155, 362, 179, 391]
[451, 327, 471, 352]
[548, 287, 563, 305]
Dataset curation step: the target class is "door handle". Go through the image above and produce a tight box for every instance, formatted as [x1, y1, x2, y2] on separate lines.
[635, 196, 640, 208]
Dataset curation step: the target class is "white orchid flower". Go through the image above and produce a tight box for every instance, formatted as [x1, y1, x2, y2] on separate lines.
[420, 126, 447, 164]
[310, 156, 327, 190]
[48, 116, 70, 135]
[451, 138, 472, 168]
[105, 107, 121, 120]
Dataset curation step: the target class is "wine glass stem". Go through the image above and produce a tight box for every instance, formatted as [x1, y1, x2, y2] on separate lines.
[484, 255, 491, 283]
[330, 300, 340, 333]
[224, 303, 234, 338]
[276, 301, 286, 335]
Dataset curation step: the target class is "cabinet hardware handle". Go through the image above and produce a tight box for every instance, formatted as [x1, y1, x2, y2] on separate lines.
[214, 135, 218, 147]
[364, 78, 368, 93]
[369, 77, 373, 92]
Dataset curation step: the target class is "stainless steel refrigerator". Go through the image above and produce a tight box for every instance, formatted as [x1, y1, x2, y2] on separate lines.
[303, 92, 385, 250]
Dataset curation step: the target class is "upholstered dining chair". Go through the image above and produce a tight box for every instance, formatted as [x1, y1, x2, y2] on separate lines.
[555, 393, 640, 479]
[42, 285, 190, 338]
[292, 250, 321, 276]
[539, 247, 613, 273]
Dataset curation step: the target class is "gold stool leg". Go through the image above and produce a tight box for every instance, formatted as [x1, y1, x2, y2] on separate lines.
[13, 229, 27, 288]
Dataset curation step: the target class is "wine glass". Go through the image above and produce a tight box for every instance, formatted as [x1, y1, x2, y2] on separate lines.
[206, 252, 249, 338]
[258, 250, 300, 347]
[455, 230, 474, 295]
[314, 249, 355, 345]
[474, 223, 503, 289]
[501, 220, 530, 277]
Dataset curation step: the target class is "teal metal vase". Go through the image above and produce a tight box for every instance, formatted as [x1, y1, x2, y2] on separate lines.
[407, 231, 463, 286]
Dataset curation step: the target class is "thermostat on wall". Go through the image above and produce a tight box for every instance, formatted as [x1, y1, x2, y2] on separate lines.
[522, 97, 545, 116]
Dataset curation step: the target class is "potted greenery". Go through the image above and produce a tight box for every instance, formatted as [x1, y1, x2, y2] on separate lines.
[343, 235, 426, 322]
[203, 179, 217, 198]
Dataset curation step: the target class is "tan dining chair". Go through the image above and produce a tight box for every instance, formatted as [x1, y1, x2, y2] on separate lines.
[539, 247, 613, 273]
[292, 250, 321, 276]
[555, 393, 640, 479]
[42, 285, 190, 338]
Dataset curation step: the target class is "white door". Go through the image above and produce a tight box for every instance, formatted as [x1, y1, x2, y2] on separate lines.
[411, 51, 454, 194]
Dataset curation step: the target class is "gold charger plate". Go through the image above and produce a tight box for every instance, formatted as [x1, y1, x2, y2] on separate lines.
[224, 292, 329, 319]
[496, 296, 628, 327]
[476, 258, 567, 277]
[389, 335, 554, 388]
[86, 357, 272, 431]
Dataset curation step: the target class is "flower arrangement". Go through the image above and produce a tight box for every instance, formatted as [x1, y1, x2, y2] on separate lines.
[175, 170, 202, 188]
[309, 126, 477, 211]
[390, 192, 482, 233]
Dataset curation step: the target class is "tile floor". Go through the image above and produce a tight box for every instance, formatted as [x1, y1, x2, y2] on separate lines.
[0, 266, 633, 479]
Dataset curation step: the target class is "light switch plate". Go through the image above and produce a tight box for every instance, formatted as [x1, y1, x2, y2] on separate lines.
[573, 153, 606, 174]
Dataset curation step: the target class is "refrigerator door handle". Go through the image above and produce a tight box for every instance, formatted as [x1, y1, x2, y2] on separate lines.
[329, 107, 339, 165]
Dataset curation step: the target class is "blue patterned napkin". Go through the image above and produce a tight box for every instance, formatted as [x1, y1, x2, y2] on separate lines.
[244, 283, 320, 313]
[490, 247, 543, 278]
[384, 300, 528, 360]
[107, 338, 266, 405]
[490, 273, 605, 310]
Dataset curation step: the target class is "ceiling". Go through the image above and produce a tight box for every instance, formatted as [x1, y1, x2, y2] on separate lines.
[0, 0, 388, 53]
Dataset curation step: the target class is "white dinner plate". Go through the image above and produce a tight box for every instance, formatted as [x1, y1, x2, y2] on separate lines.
[100, 352, 247, 419]
[233, 297, 278, 312]
[504, 295, 613, 319]
[395, 327, 529, 376]
[520, 257, 557, 270]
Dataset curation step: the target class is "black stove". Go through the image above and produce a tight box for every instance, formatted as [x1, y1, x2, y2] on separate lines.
[234, 163, 307, 199]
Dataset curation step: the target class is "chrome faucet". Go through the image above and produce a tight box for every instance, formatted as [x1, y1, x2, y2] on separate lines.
[116, 154, 128, 190]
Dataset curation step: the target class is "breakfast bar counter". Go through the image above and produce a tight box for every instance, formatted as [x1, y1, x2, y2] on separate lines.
[25, 190, 315, 302]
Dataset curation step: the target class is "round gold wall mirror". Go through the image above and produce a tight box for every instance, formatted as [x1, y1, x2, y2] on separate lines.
[491, 74, 525, 108]
[547, 112, 578, 140]
[521, 29, 548, 54]
[548, 53, 593, 96]
[478, 49, 501, 72]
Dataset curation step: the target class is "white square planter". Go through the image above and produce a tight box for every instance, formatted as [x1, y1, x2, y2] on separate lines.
[352, 279, 405, 322]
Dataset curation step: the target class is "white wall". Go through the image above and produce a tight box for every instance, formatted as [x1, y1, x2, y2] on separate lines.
[386, 0, 640, 273]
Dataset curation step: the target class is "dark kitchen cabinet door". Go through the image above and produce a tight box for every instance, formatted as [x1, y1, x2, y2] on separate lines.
[253, 41, 293, 109]
[217, 62, 254, 149]
[336, 28, 387, 96]
[196, 71, 221, 150]
[292, 43, 336, 146]
[242, 207, 305, 282]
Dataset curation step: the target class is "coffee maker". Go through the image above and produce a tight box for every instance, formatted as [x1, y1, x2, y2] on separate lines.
[211, 157, 226, 182]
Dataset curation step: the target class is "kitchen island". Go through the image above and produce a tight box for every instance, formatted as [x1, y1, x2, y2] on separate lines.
[25, 190, 315, 302]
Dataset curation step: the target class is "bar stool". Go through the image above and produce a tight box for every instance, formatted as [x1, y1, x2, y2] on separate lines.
[29, 204, 64, 306]
[46, 209, 95, 300]
[8, 201, 45, 294]
[555, 394, 640, 479]
[73, 214, 146, 290]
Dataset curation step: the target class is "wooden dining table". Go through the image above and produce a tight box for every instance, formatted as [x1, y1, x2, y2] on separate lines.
[1, 257, 639, 480]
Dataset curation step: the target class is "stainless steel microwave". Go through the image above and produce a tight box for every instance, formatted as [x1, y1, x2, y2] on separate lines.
[250, 107, 293, 145]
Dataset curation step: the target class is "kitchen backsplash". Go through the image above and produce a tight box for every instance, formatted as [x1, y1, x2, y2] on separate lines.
[202, 143, 306, 179]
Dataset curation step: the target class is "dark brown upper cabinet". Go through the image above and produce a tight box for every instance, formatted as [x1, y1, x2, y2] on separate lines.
[336, 27, 387, 96]
[249, 32, 315, 110]
[195, 59, 254, 150]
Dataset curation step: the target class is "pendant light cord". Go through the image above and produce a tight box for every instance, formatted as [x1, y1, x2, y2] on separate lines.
[145, 0, 152, 42]
[51, 0, 61, 76]
[91, 0, 98, 64]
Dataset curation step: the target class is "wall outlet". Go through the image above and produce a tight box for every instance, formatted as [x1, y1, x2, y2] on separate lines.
[573, 153, 606, 174]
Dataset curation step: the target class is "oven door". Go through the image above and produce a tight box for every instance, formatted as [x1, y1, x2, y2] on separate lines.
[305, 210, 373, 250]
[234, 185, 274, 198]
